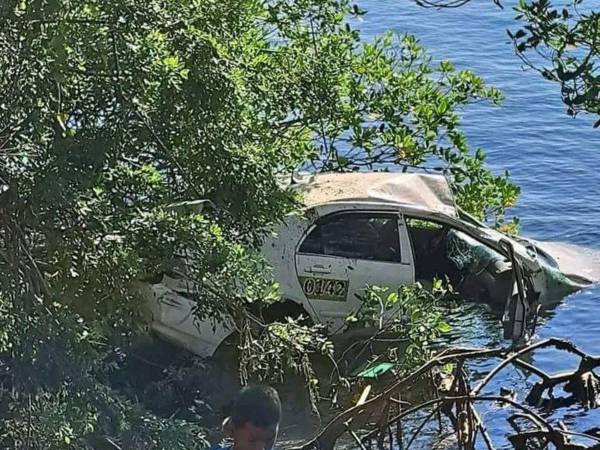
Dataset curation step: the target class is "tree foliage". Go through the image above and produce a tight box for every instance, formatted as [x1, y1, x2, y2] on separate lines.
[509, 1, 600, 124]
[259, 2, 518, 222]
[0, 0, 299, 447]
[0, 0, 519, 447]
[347, 280, 457, 372]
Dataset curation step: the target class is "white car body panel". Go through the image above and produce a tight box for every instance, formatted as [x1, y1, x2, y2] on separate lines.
[143, 278, 234, 356]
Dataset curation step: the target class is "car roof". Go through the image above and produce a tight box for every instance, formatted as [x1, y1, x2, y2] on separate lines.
[290, 172, 459, 218]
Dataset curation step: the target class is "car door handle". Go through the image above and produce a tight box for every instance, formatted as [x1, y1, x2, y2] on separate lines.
[305, 264, 332, 274]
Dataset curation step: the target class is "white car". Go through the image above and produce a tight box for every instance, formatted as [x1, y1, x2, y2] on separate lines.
[145, 172, 600, 357]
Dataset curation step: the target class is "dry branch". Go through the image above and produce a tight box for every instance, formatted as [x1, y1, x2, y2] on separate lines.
[293, 337, 600, 450]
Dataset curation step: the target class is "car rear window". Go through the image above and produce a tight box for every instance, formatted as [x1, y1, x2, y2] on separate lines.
[298, 212, 401, 263]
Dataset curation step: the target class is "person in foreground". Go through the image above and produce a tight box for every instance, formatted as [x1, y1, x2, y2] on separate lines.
[217, 385, 282, 450]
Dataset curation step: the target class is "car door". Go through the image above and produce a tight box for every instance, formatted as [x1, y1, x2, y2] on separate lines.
[295, 210, 414, 332]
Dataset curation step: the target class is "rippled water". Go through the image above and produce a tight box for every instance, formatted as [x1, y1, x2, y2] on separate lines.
[357, 0, 600, 445]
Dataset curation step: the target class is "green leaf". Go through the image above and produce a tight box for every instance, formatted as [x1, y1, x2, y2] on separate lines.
[386, 292, 399, 305]
[162, 55, 180, 70]
[442, 362, 455, 374]
[438, 321, 452, 333]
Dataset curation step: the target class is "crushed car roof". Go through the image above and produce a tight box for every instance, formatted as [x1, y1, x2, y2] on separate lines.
[292, 172, 459, 218]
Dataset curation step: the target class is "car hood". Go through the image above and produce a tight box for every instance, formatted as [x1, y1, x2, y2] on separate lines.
[459, 219, 600, 286]
[531, 240, 600, 285]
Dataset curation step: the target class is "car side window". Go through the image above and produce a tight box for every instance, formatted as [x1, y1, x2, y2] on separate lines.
[298, 212, 401, 263]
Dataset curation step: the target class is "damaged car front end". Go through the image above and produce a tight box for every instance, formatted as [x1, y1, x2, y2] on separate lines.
[441, 208, 594, 342]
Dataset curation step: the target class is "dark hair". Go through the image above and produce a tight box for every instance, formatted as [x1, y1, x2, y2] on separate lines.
[231, 385, 281, 428]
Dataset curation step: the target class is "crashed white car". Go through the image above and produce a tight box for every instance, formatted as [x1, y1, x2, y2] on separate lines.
[146, 172, 600, 357]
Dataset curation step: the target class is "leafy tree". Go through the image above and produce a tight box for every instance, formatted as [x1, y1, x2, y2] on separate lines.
[0, 0, 518, 447]
[510, 1, 600, 123]
[0, 0, 299, 446]
[255, 2, 518, 223]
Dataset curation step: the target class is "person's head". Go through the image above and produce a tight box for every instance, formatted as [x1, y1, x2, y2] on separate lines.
[225, 385, 281, 450]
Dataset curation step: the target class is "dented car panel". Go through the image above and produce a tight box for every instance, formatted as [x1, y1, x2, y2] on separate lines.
[146, 173, 597, 357]
[141, 280, 235, 356]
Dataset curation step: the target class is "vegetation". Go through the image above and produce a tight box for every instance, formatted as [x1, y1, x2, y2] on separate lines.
[239, 281, 457, 414]
[298, 337, 600, 450]
[346, 281, 456, 373]
[0, 0, 526, 447]
[510, 1, 600, 122]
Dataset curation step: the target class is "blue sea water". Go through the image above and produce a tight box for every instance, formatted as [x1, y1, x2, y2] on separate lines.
[358, 0, 600, 445]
